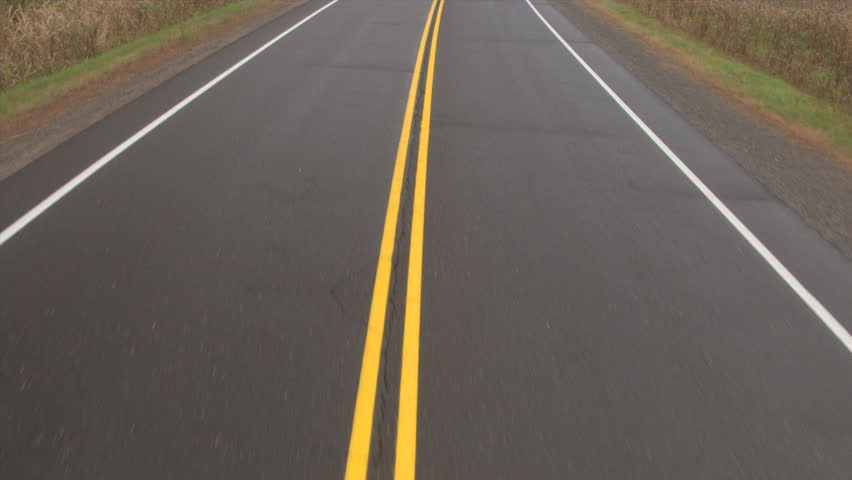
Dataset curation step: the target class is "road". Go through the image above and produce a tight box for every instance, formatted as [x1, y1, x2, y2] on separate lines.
[1, 1, 851, 478]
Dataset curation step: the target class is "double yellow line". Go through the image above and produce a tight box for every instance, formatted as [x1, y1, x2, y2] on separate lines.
[344, 0, 444, 478]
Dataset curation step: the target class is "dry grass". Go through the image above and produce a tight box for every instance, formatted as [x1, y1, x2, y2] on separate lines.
[0, 0, 233, 91]
[628, 0, 852, 111]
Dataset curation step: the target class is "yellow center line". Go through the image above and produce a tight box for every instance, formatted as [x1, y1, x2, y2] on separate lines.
[395, 0, 445, 478]
[344, 1, 439, 479]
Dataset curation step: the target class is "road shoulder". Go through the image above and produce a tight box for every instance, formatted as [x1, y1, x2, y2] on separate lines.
[551, 1, 852, 261]
[0, 1, 304, 181]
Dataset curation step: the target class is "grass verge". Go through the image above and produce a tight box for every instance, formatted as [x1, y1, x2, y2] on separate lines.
[588, 1, 852, 166]
[0, 0, 259, 117]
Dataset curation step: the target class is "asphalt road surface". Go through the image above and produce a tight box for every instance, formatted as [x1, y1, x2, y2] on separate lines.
[1, 1, 851, 479]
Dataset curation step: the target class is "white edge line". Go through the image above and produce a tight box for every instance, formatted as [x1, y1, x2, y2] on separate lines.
[525, 0, 852, 353]
[0, 0, 340, 247]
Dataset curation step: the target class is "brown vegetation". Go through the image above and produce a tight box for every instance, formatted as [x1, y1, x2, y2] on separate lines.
[0, 0, 234, 91]
[628, 0, 852, 111]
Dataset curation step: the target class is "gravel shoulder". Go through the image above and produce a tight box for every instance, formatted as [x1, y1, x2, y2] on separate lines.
[0, 1, 304, 181]
[551, 1, 852, 261]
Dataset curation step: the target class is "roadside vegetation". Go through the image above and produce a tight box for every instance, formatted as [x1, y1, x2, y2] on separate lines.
[627, 0, 851, 112]
[590, 0, 852, 164]
[0, 0, 291, 121]
[0, 0, 235, 92]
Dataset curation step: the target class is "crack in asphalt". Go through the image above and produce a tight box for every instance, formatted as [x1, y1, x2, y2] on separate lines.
[371, 30, 431, 477]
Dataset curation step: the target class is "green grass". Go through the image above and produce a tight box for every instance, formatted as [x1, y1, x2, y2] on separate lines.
[596, 1, 852, 161]
[0, 0, 259, 117]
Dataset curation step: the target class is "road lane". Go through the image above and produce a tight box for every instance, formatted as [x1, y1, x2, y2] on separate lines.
[0, 0, 343, 232]
[527, 0, 849, 350]
[0, 1, 433, 478]
[0, 0, 341, 247]
[3, 0, 852, 478]
[417, 1, 852, 478]
[530, 1, 852, 337]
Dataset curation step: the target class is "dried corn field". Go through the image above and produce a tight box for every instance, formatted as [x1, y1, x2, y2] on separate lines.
[628, 0, 852, 111]
[0, 0, 235, 91]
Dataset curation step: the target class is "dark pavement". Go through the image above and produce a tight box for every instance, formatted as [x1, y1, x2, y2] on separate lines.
[1, 1, 851, 479]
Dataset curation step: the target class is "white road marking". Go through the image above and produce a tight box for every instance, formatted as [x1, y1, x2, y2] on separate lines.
[0, 0, 340, 247]
[525, 0, 852, 353]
